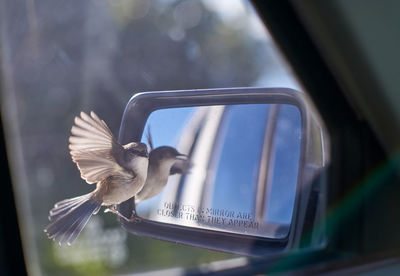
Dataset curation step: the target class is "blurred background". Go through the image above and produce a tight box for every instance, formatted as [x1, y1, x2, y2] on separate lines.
[0, 0, 300, 275]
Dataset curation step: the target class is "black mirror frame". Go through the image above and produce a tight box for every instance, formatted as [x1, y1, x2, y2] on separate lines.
[116, 87, 327, 257]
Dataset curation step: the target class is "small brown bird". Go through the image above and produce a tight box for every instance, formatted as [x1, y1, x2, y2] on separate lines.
[135, 128, 189, 203]
[135, 146, 187, 203]
[44, 111, 149, 245]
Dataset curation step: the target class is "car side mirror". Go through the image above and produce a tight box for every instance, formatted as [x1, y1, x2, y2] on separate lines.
[117, 87, 329, 257]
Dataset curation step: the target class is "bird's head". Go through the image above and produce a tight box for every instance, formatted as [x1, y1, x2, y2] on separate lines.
[149, 146, 187, 163]
[124, 142, 149, 159]
[148, 146, 188, 176]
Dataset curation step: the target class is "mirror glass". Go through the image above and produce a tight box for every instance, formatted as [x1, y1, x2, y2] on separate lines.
[136, 104, 302, 239]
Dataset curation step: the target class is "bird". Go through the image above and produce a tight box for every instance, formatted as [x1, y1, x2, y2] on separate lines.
[135, 128, 189, 204]
[44, 111, 149, 245]
[135, 146, 188, 203]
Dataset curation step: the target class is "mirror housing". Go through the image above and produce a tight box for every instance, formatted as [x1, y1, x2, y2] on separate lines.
[117, 87, 328, 257]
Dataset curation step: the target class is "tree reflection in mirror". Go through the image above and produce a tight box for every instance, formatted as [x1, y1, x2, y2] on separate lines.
[136, 104, 301, 239]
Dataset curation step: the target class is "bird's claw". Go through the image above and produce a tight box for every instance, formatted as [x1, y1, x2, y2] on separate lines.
[126, 209, 141, 222]
[104, 207, 140, 223]
[127, 216, 141, 222]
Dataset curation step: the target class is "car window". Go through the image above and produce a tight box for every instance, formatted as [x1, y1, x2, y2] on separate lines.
[1, 0, 303, 275]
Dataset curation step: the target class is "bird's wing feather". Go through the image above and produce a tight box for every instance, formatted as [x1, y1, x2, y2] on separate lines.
[69, 111, 124, 184]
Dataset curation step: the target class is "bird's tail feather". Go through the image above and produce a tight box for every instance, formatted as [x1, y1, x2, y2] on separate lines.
[49, 194, 92, 222]
[44, 193, 101, 245]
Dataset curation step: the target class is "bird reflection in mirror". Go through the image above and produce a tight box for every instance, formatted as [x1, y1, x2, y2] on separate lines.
[44, 111, 149, 245]
[135, 127, 190, 204]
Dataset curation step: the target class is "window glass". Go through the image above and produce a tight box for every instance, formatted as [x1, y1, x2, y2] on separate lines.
[1, 0, 302, 274]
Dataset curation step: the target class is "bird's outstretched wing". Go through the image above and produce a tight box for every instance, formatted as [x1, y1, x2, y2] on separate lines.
[69, 111, 124, 184]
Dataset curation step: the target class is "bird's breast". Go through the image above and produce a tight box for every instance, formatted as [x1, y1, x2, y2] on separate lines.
[99, 158, 149, 206]
[128, 156, 149, 176]
[100, 176, 144, 206]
